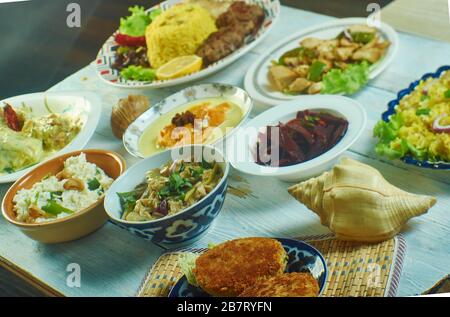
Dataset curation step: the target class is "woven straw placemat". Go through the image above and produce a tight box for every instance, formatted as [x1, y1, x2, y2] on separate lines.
[137, 234, 406, 297]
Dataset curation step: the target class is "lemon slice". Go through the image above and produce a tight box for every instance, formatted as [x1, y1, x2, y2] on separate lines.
[156, 55, 203, 80]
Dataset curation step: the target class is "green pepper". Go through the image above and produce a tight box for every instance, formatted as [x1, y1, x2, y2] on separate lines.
[41, 201, 74, 215]
[308, 61, 326, 81]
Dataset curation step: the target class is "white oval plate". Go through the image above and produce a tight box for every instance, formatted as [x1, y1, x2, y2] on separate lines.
[244, 18, 399, 108]
[123, 83, 253, 158]
[0, 91, 101, 184]
[95, 0, 280, 89]
[228, 95, 367, 182]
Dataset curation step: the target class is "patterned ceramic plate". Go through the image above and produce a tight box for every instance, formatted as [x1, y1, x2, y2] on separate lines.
[381, 65, 450, 170]
[0, 91, 101, 184]
[123, 83, 253, 158]
[95, 0, 280, 89]
[244, 18, 398, 108]
[168, 238, 328, 297]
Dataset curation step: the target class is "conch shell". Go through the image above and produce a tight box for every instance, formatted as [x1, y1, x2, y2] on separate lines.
[111, 95, 150, 139]
[288, 158, 436, 243]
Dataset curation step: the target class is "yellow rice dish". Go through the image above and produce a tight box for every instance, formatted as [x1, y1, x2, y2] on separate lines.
[374, 70, 450, 163]
[145, 4, 217, 68]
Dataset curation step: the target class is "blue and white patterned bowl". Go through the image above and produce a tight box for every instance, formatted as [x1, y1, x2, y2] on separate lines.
[168, 238, 328, 297]
[381, 65, 450, 170]
[104, 145, 230, 246]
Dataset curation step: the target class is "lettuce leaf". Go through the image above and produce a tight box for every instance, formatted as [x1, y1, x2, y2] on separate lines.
[119, 6, 152, 37]
[178, 253, 199, 287]
[321, 61, 370, 95]
[120, 65, 156, 81]
[373, 114, 427, 161]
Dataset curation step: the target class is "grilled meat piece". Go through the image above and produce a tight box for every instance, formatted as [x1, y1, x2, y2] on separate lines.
[216, 1, 265, 36]
[196, 25, 246, 66]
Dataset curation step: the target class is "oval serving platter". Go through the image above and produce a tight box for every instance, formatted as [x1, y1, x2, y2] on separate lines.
[123, 83, 253, 159]
[381, 65, 450, 170]
[0, 91, 101, 184]
[244, 17, 399, 108]
[168, 238, 328, 297]
[95, 0, 280, 89]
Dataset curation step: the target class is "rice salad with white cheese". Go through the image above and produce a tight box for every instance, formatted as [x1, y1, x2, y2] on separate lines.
[13, 153, 113, 223]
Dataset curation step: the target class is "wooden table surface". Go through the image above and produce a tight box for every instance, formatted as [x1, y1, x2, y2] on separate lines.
[1, 4, 450, 297]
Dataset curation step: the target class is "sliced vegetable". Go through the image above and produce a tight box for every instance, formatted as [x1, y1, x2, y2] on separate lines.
[3, 103, 21, 131]
[120, 65, 156, 81]
[308, 61, 326, 81]
[88, 178, 101, 191]
[42, 201, 74, 216]
[321, 61, 370, 95]
[433, 114, 450, 133]
[114, 33, 146, 47]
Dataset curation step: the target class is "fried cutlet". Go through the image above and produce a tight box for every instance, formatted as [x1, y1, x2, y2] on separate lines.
[193, 237, 287, 297]
[239, 272, 320, 297]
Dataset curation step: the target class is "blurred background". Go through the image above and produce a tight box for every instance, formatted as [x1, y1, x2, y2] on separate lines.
[0, 0, 392, 99]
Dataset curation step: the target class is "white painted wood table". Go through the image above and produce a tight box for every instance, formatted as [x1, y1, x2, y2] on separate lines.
[1, 6, 449, 297]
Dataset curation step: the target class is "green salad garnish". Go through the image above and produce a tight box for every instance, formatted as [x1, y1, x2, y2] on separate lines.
[321, 61, 370, 95]
[120, 65, 156, 81]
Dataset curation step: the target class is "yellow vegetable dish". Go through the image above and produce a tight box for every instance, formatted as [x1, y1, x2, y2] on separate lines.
[0, 103, 81, 174]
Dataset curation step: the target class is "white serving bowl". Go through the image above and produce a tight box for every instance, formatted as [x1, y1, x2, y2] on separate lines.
[228, 95, 367, 182]
[0, 91, 101, 184]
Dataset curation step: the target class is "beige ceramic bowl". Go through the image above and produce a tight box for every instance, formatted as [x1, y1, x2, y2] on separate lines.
[2, 150, 126, 243]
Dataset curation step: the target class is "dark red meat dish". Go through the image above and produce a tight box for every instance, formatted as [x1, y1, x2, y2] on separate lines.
[256, 110, 349, 167]
[196, 1, 265, 66]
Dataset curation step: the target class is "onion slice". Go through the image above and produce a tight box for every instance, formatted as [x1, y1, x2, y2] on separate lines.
[433, 114, 450, 133]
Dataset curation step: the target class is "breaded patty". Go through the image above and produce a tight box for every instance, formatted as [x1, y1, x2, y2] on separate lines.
[193, 237, 287, 297]
[239, 272, 320, 297]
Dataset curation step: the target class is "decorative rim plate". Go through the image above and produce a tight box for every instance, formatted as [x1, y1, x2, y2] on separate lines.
[381, 65, 450, 170]
[244, 17, 399, 108]
[0, 91, 101, 184]
[229, 95, 367, 178]
[123, 83, 253, 158]
[95, 0, 280, 89]
[168, 237, 328, 297]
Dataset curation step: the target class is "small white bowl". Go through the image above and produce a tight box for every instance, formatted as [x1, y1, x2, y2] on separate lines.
[228, 95, 367, 182]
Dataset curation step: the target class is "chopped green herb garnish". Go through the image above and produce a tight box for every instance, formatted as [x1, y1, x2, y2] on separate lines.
[416, 108, 431, 116]
[444, 89, 450, 99]
[88, 178, 101, 191]
[117, 191, 137, 214]
[3, 167, 14, 174]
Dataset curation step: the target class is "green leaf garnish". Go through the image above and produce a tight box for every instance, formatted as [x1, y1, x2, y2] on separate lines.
[120, 65, 156, 82]
[117, 191, 137, 214]
[416, 108, 431, 116]
[119, 6, 151, 37]
[444, 89, 450, 99]
[321, 61, 370, 95]
[88, 178, 101, 191]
